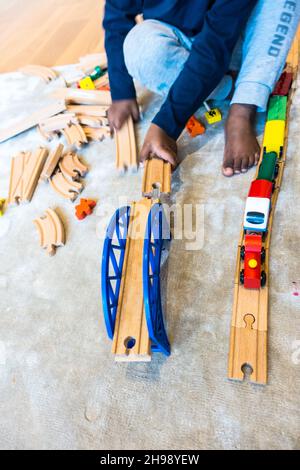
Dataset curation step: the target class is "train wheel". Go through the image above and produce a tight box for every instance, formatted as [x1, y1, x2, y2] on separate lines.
[261, 247, 266, 263]
[240, 246, 245, 260]
[240, 269, 245, 285]
[261, 270, 267, 287]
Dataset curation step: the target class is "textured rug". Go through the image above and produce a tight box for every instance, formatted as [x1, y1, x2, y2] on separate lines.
[0, 68, 299, 450]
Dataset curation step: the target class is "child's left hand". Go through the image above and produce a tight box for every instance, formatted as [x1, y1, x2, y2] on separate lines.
[140, 123, 177, 167]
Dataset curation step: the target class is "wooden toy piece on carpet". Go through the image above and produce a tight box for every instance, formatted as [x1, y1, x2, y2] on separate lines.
[34, 208, 65, 256]
[203, 101, 222, 124]
[75, 199, 97, 220]
[40, 144, 64, 181]
[83, 126, 111, 142]
[115, 116, 137, 171]
[142, 157, 171, 197]
[19, 65, 58, 83]
[62, 123, 88, 148]
[50, 170, 83, 201]
[59, 152, 88, 181]
[8, 148, 48, 204]
[79, 76, 95, 90]
[186, 115, 206, 137]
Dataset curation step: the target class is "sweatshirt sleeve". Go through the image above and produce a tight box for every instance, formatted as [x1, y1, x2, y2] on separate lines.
[103, 1, 139, 101]
[152, 0, 257, 139]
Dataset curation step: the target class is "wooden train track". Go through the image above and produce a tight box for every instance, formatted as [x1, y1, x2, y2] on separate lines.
[8, 147, 48, 204]
[112, 198, 152, 361]
[142, 157, 171, 197]
[228, 31, 300, 384]
[34, 208, 65, 256]
[115, 116, 138, 171]
[19, 65, 58, 83]
[50, 170, 83, 201]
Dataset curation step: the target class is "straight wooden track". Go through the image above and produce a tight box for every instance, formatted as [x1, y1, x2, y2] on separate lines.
[228, 30, 300, 384]
[115, 116, 138, 171]
[112, 198, 152, 361]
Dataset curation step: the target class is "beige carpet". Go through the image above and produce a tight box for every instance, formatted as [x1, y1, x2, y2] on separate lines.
[0, 68, 299, 450]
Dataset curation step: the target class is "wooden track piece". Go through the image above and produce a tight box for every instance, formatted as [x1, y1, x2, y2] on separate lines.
[115, 116, 138, 171]
[66, 105, 108, 118]
[62, 123, 88, 148]
[59, 152, 88, 180]
[34, 208, 65, 256]
[77, 115, 109, 128]
[112, 198, 152, 361]
[142, 157, 171, 196]
[39, 113, 78, 134]
[83, 126, 111, 142]
[19, 65, 58, 82]
[0, 100, 66, 144]
[8, 147, 48, 204]
[50, 170, 83, 201]
[40, 144, 64, 181]
[228, 32, 299, 384]
[60, 88, 111, 106]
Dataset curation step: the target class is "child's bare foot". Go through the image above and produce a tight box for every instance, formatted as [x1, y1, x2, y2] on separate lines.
[223, 104, 260, 176]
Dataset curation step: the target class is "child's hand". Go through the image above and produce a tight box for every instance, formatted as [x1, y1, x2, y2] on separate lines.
[140, 123, 177, 167]
[108, 99, 140, 131]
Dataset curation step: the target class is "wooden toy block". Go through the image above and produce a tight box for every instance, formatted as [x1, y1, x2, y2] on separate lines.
[19, 65, 58, 83]
[263, 120, 285, 154]
[79, 76, 95, 90]
[89, 66, 103, 81]
[75, 199, 97, 220]
[50, 170, 83, 201]
[205, 108, 222, 124]
[8, 148, 48, 204]
[115, 116, 138, 171]
[142, 157, 171, 196]
[0, 100, 66, 144]
[0, 199, 6, 216]
[34, 208, 65, 256]
[186, 115, 206, 137]
[40, 144, 64, 181]
[59, 152, 88, 180]
[112, 198, 152, 361]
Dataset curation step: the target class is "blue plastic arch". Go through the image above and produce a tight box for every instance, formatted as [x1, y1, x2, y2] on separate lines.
[101, 206, 130, 339]
[143, 203, 171, 356]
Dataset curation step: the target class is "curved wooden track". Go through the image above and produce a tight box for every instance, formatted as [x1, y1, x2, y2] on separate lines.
[50, 170, 83, 201]
[34, 208, 65, 256]
[59, 152, 88, 180]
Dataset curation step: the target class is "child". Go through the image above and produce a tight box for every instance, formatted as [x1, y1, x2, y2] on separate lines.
[103, 1, 299, 176]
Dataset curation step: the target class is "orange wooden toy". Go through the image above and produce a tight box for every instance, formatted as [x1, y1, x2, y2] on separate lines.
[75, 198, 97, 220]
[186, 115, 206, 138]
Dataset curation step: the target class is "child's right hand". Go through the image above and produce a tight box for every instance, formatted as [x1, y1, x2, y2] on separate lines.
[107, 99, 140, 132]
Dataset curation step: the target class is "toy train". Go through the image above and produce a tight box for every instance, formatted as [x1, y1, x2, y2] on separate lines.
[240, 85, 291, 290]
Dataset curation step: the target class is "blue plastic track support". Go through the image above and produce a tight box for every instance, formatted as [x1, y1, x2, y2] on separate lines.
[143, 203, 171, 356]
[101, 206, 130, 339]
